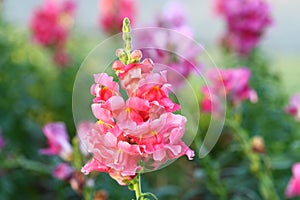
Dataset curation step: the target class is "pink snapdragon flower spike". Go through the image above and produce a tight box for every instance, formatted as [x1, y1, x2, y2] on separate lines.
[285, 94, 300, 122]
[214, 0, 272, 56]
[40, 122, 73, 161]
[52, 163, 74, 180]
[201, 68, 257, 115]
[286, 163, 300, 198]
[79, 18, 194, 186]
[30, 0, 76, 47]
[99, 0, 136, 35]
[134, 1, 202, 88]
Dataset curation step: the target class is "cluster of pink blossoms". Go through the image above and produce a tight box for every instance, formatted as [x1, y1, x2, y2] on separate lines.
[135, 1, 201, 88]
[285, 94, 300, 122]
[30, 0, 76, 66]
[286, 163, 300, 198]
[214, 0, 272, 56]
[99, 0, 136, 35]
[201, 68, 257, 115]
[79, 50, 194, 185]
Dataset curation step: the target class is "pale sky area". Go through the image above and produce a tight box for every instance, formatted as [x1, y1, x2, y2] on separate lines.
[3, 0, 300, 53]
[3, 0, 300, 93]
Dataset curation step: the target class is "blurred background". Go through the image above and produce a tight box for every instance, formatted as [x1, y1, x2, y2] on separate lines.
[3, 0, 300, 93]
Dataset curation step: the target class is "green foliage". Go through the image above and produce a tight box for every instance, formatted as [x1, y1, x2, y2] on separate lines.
[0, 21, 90, 199]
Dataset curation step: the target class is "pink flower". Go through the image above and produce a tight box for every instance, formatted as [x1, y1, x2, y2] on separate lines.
[201, 85, 224, 115]
[0, 129, 5, 150]
[30, 0, 76, 47]
[285, 94, 300, 122]
[40, 122, 73, 161]
[82, 158, 135, 185]
[79, 52, 194, 185]
[53, 48, 70, 67]
[134, 1, 202, 88]
[90, 73, 120, 103]
[201, 68, 257, 115]
[99, 0, 136, 35]
[286, 163, 300, 198]
[214, 0, 272, 56]
[52, 163, 74, 180]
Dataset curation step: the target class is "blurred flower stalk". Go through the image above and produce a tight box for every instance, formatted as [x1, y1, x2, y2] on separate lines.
[215, 0, 272, 56]
[200, 66, 279, 199]
[30, 0, 76, 67]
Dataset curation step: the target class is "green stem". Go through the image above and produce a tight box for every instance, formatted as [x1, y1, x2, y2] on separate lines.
[83, 184, 92, 200]
[72, 137, 83, 170]
[227, 118, 279, 200]
[133, 174, 142, 200]
[201, 156, 228, 200]
[194, 133, 228, 200]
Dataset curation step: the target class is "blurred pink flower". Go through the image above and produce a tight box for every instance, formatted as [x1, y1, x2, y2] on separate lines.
[286, 163, 300, 198]
[285, 94, 300, 122]
[156, 1, 193, 37]
[80, 53, 194, 185]
[201, 68, 257, 115]
[53, 48, 71, 67]
[30, 0, 76, 47]
[52, 163, 74, 180]
[0, 129, 5, 150]
[214, 0, 272, 56]
[40, 122, 73, 161]
[99, 0, 136, 35]
[134, 1, 202, 88]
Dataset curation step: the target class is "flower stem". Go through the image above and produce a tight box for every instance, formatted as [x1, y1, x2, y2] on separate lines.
[133, 174, 142, 200]
[227, 117, 280, 200]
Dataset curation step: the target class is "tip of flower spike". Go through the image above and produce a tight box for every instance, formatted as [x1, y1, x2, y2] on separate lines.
[122, 18, 131, 33]
[121, 17, 132, 64]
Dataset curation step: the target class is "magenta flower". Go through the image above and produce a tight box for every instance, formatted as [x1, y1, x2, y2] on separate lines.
[285, 94, 300, 122]
[99, 0, 136, 35]
[134, 1, 202, 88]
[79, 51, 194, 185]
[30, 0, 76, 47]
[214, 0, 272, 56]
[40, 122, 73, 161]
[286, 163, 300, 198]
[201, 68, 257, 115]
[52, 163, 74, 180]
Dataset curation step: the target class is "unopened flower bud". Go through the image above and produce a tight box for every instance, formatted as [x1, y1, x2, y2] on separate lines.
[94, 190, 108, 200]
[115, 48, 128, 64]
[251, 136, 265, 154]
[70, 171, 85, 193]
[130, 50, 142, 63]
